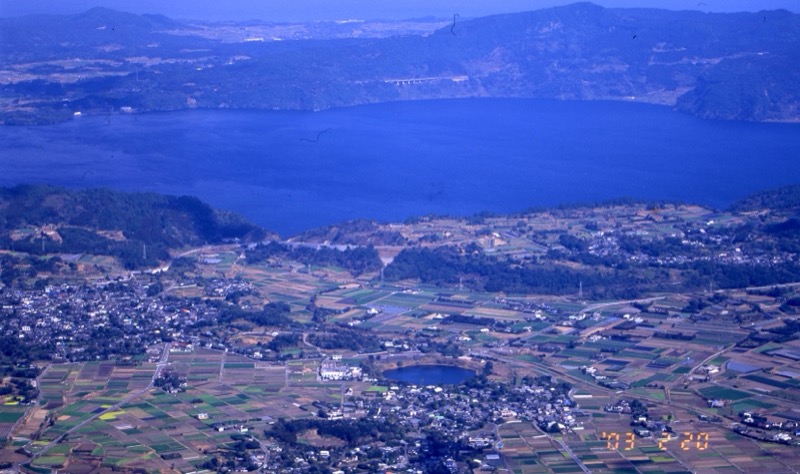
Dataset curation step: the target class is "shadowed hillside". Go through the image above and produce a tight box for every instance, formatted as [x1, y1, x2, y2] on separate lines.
[1, 3, 799, 123]
[0, 185, 269, 268]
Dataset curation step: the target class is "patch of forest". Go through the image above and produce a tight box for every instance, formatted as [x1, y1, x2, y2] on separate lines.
[0, 184, 268, 268]
[383, 244, 800, 298]
[730, 184, 800, 213]
[245, 241, 381, 276]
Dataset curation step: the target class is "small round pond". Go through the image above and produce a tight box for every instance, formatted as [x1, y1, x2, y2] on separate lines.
[382, 365, 476, 386]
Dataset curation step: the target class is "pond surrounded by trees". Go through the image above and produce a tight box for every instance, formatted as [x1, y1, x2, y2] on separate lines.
[382, 365, 476, 385]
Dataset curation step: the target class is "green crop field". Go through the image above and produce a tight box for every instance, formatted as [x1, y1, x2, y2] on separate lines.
[0, 409, 25, 423]
[698, 386, 751, 401]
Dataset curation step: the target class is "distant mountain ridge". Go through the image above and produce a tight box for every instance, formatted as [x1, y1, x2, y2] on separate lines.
[1, 3, 799, 123]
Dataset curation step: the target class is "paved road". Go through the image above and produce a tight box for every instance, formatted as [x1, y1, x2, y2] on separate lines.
[31, 343, 171, 459]
[688, 344, 733, 377]
[545, 432, 592, 474]
[579, 296, 666, 314]
[744, 281, 800, 292]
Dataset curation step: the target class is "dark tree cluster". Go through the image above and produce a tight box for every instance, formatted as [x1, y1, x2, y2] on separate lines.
[685, 260, 800, 290]
[0, 253, 68, 288]
[266, 417, 405, 447]
[266, 333, 302, 353]
[0, 377, 40, 404]
[154, 369, 186, 392]
[307, 327, 383, 352]
[730, 184, 800, 212]
[383, 245, 646, 298]
[0, 185, 266, 268]
[0, 334, 56, 365]
[767, 319, 800, 341]
[246, 241, 382, 276]
[441, 314, 502, 328]
[218, 301, 294, 328]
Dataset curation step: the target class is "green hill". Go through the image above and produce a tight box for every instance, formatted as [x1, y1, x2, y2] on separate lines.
[0, 185, 269, 268]
[729, 184, 800, 213]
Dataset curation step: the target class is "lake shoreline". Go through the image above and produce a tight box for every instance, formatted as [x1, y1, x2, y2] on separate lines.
[2, 98, 799, 236]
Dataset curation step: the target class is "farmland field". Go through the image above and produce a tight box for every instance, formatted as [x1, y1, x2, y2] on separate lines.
[19, 345, 354, 472]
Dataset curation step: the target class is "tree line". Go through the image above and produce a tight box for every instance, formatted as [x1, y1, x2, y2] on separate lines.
[246, 241, 382, 276]
[0, 185, 266, 268]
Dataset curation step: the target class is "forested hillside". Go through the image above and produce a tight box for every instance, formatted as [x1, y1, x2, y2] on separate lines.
[2, 3, 799, 123]
[0, 185, 268, 267]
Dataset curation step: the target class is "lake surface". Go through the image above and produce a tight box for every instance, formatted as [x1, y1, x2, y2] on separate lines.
[1, 98, 799, 236]
[383, 364, 476, 385]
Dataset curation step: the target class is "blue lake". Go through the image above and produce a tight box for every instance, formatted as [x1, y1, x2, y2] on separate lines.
[1, 98, 799, 236]
[383, 364, 476, 385]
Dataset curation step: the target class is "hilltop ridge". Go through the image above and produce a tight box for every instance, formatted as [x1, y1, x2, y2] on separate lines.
[1, 3, 799, 123]
[0, 185, 270, 268]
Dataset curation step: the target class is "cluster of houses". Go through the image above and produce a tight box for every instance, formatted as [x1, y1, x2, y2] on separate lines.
[298, 375, 580, 471]
[0, 275, 283, 363]
[0, 280, 201, 361]
[736, 411, 800, 444]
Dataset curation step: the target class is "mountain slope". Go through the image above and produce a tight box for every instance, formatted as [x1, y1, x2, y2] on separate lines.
[1, 3, 799, 123]
[0, 185, 269, 268]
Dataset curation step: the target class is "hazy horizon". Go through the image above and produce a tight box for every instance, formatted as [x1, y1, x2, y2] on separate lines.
[0, 0, 798, 21]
